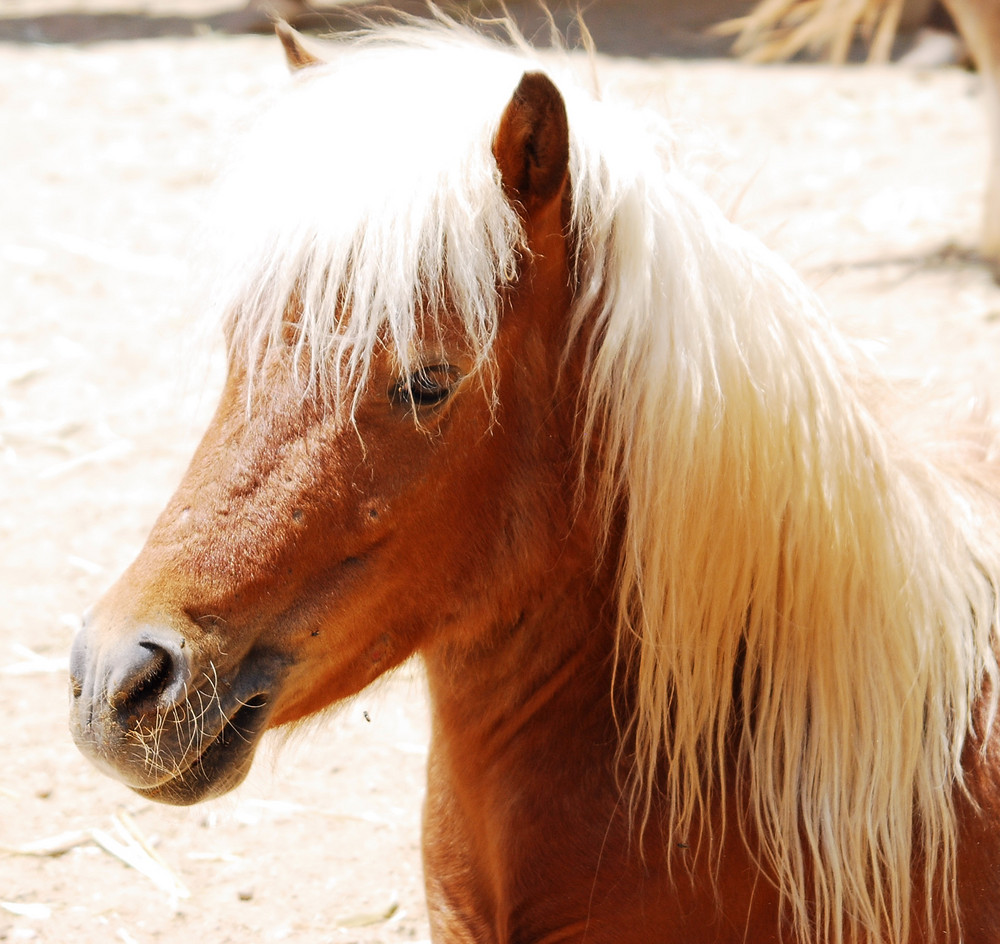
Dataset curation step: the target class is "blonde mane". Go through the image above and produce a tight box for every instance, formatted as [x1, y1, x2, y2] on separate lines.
[213, 21, 1000, 944]
[215, 23, 530, 403]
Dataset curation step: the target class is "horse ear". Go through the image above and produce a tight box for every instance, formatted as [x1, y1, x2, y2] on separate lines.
[493, 71, 569, 217]
[275, 20, 324, 72]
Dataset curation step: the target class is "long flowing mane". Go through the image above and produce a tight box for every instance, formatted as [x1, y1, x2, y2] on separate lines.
[212, 20, 1000, 944]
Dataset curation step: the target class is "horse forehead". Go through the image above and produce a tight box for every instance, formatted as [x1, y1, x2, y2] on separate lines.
[219, 59, 516, 260]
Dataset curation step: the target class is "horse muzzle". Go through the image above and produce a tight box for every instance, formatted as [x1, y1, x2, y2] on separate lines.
[69, 616, 284, 805]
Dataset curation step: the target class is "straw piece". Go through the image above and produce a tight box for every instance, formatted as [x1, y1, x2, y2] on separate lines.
[718, 0, 906, 64]
[1, 643, 69, 676]
[0, 902, 52, 920]
[114, 811, 176, 874]
[47, 231, 177, 278]
[187, 851, 243, 863]
[91, 815, 190, 901]
[0, 359, 49, 388]
[868, 0, 905, 63]
[67, 554, 105, 576]
[3, 815, 189, 903]
[38, 440, 133, 481]
[337, 898, 399, 928]
[0, 830, 92, 857]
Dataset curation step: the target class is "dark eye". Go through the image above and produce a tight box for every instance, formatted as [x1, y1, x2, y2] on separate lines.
[390, 365, 457, 410]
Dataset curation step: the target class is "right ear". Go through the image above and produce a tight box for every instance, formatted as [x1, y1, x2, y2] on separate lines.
[275, 20, 324, 72]
[492, 71, 570, 221]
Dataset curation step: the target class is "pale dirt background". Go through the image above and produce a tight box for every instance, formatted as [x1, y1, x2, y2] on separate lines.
[3, 4, 1000, 943]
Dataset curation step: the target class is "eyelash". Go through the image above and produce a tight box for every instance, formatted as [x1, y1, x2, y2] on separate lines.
[390, 365, 457, 409]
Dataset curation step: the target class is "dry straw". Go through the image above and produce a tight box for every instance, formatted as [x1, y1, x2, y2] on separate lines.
[716, 0, 908, 63]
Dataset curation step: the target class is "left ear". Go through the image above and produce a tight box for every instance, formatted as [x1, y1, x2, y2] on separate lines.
[275, 20, 324, 72]
[493, 71, 569, 220]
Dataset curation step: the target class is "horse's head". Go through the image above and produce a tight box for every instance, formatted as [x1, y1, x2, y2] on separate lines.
[69, 36, 580, 804]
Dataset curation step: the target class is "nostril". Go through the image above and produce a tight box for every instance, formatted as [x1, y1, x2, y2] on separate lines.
[109, 643, 169, 709]
[106, 634, 190, 717]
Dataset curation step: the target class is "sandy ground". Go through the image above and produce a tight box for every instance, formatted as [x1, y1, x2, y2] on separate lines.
[2, 5, 1000, 943]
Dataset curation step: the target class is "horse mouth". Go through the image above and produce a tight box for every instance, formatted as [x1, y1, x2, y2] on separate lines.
[128, 692, 273, 806]
[71, 683, 276, 807]
[69, 630, 292, 807]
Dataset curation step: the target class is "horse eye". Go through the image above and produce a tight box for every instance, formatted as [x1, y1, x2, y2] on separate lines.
[390, 365, 457, 410]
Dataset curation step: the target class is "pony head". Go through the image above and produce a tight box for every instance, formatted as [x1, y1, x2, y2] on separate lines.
[70, 21, 581, 802]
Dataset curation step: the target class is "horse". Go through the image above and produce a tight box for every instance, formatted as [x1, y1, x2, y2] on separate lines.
[68, 19, 1000, 944]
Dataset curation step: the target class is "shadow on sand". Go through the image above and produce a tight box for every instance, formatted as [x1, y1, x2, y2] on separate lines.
[0, 0, 753, 56]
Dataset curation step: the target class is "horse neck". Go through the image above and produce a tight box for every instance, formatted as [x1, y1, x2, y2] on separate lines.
[419, 523, 634, 927]
[418, 547, 786, 943]
[421, 541, 622, 800]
